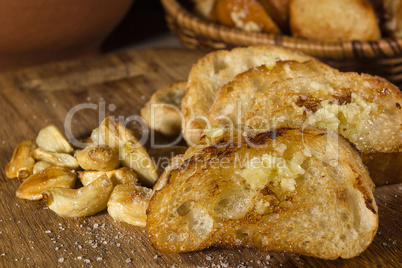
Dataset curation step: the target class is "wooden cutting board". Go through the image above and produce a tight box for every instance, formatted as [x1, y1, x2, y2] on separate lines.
[0, 48, 400, 267]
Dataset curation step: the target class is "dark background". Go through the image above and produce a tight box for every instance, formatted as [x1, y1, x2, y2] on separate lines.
[102, 0, 169, 52]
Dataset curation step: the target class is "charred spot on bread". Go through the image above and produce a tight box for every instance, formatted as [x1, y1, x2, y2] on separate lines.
[244, 129, 285, 146]
[354, 175, 377, 214]
[296, 95, 320, 112]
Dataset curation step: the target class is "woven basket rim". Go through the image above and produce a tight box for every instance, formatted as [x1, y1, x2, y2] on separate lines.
[161, 0, 402, 60]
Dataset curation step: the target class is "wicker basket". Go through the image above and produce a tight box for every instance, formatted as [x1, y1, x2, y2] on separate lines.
[161, 0, 402, 87]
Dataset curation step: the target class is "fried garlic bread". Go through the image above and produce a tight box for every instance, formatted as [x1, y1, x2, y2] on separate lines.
[209, 60, 336, 126]
[207, 62, 402, 185]
[181, 46, 316, 145]
[147, 127, 378, 259]
[141, 81, 187, 136]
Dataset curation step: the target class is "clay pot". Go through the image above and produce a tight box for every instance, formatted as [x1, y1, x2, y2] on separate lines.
[0, 0, 133, 71]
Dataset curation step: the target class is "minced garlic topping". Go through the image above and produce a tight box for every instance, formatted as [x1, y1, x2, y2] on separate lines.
[238, 154, 305, 192]
[306, 93, 378, 143]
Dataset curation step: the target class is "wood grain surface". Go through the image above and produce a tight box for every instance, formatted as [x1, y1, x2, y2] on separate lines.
[0, 48, 400, 267]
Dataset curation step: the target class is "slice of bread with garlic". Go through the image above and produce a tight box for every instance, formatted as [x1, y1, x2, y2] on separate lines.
[147, 127, 378, 259]
[181, 46, 317, 145]
[207, 61, 402, 185]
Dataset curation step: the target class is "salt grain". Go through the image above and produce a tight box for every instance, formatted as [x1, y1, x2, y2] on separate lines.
[125, 258, 132, 263]
[45, 230, 51, 234]
[58, 258, 64, 263]
[96, 257, 103, 261]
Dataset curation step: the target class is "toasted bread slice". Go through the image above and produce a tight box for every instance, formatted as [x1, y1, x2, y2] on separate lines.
[289, 0, 381, 41]
[181, 46, 316, 145]
[209, 0, 280, 33]
[147, 127, 378, 259]
[209, 60, 337, 126]
[141, 81, 186, 136]
[207, 62, 402, 185]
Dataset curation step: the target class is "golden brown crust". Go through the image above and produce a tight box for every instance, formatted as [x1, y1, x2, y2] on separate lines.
[147, 127, 378, 259]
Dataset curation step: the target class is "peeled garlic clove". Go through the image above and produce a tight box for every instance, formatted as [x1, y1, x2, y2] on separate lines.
[99, 116, 137, 151]
[16, 166, 76, 200]
[75, 145, 120, 171]
[33, 148, 79, 169]
[107, 184, 151, 227]
[6, 140, 36, 180]
[120, 139, 159, 187]
[78, 167, 139, 186]
[33, 161, 52, 174]
[42, 174, 113, 218]
[36, 125, 74, 153]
